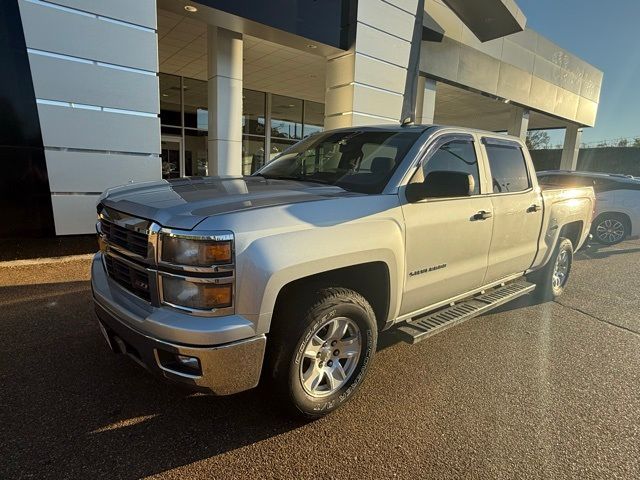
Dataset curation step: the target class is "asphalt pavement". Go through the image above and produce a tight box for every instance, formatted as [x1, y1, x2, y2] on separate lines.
[1, 240, 639, 479]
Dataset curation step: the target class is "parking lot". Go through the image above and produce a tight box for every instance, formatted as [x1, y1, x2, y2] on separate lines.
[1, 240, 639, 479]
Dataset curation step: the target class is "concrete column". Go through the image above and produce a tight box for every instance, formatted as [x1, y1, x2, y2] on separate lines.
[507, 106, 530, 139]
[560, 124, 582, 171]
[415, 76, 436, 124]
[207, 26, 242, 176]
[324, 0, 418, 129]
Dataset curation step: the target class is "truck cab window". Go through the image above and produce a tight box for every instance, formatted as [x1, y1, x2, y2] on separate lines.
[413, 139, 480, 195]
[485, 144, 530, 193]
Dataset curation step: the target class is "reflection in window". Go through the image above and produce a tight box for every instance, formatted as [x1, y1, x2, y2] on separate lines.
[303, 101, 324, 138]
[159, 74, 326, 178]
[242, 136, 266, 176]
[486, 144, 530, 193]
[271, 95, 303, 140]
[270, 137, 296, 161]
[183, 77, 208, 130]
[159, 73, 182, 127]
[243, 90, 266, 136]
[184, 130, 208, 176]
[420, 140, 480, 195]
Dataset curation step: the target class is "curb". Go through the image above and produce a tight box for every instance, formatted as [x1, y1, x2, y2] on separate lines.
[0, 253, 94, 268]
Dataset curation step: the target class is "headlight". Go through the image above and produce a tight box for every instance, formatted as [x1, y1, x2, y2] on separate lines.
[161, 276, 232, 310]
[161, 233, 233, 267]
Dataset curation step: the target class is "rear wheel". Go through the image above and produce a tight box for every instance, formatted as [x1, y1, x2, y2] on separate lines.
[267, 287, 377, 418]
[592, 213, 629, 245]
[528, 237, 573, 301]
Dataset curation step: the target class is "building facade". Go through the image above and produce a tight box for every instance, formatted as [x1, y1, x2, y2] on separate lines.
[1, 0, 603, 237]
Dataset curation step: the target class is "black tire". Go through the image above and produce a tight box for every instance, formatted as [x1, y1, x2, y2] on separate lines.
[267, 287, 377, 418]
[591, 213, 629, 245]
[528, 237, 573, 301]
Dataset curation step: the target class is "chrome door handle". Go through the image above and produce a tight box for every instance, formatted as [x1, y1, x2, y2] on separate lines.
[473, 210, 492, 220]
[527, 204, 542, 213]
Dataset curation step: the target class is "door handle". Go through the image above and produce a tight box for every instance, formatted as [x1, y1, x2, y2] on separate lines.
[473, 210, 492, 220]
[527, 204, 542, 213]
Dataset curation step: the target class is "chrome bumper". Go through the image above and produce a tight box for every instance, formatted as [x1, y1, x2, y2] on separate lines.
[91, 253, 266, 395]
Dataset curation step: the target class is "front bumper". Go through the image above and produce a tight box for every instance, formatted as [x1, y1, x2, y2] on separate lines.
[91, 253, 266, 395]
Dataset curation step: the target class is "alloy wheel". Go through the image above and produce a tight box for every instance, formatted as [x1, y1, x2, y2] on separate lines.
[299, 316, 361, 398]
[596, 218, 625, 244]
[552, 249, 570, 290]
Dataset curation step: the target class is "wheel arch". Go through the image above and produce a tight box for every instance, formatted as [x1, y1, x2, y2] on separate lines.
[270, 262, 392, 333]
[559, 221, 584, 249]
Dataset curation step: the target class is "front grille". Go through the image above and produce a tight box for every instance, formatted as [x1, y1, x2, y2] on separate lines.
[104, 255, 151, 301]
[101, 219, 148, 257]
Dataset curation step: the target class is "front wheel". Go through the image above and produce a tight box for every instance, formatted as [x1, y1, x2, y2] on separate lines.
[528, 237, 573, 301]
[267, 288, 377, 418]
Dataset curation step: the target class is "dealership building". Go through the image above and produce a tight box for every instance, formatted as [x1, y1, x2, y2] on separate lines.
[1, 0, 602, 237]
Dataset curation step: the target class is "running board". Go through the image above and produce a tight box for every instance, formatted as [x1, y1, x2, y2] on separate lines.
[396, 281, 536, 345]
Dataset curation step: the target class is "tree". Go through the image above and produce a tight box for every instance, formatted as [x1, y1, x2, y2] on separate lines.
[632, 137, 640, 148]
[525, 131, 551, 150]
[617, 138, 629, 147]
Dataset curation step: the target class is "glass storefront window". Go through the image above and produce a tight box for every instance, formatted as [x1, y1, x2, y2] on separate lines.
[184, 129, 208, 176]
[183, 77, 208, 130]
[160, 73, 182, 127]
[271, 95, 303, 141]
[159, 74, 324, 177]
[161, 136, 181, 180]
[243, 90, 266, 136]
[242, 136, 266, 175]
[303, 101, 324, 138]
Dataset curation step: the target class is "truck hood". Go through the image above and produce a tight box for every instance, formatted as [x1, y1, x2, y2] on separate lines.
[100, 176, 361, 230]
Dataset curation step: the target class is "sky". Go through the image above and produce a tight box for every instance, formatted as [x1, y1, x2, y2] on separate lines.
[516, 0, 640, 146]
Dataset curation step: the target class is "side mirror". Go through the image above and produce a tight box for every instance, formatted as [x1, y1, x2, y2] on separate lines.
[405, 171, 474, 202]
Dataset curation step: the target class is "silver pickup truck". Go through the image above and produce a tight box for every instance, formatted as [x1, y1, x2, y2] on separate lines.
[92, 125, 595, 417]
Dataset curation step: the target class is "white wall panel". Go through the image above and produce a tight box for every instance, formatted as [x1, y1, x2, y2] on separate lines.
[37, 104, 160, 154]
[19, 0, 157, 72]
[353, 86, 403, 120]
[355, 24, 411, 68]
[47, 0, 157, 29]
[29, 54, 159, 114]
[51, 194, 100, 235]
[354, 55, 407, 94]
[45, 150, 161, 193]
[358, 0, 415, 41]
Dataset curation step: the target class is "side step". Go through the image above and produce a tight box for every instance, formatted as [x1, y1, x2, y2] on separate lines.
[396, 281, 535, 345]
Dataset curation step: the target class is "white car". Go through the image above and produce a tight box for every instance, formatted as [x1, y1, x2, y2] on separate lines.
[538, 170, 640, 245]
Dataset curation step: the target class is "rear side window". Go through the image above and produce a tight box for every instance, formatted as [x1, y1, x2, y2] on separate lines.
[485, 144, 530, 193]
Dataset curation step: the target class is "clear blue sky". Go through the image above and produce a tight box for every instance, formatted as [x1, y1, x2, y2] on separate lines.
[517, 0, 640, 146]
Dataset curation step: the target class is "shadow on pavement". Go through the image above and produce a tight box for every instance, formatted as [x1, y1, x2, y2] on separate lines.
[0, 281, 308, 479]
[575, 244, 640, 261]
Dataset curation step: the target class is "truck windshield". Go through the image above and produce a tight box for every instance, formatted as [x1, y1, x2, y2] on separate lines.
[254, 130, 422, 194]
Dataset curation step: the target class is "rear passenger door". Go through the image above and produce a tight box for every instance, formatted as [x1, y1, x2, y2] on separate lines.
[482, 137, 543, 283]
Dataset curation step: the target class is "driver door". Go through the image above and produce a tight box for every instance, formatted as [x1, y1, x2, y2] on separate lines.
[399, 134, 494, 316]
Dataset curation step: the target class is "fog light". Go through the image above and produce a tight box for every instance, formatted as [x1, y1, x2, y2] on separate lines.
[176, 354, 200, 371]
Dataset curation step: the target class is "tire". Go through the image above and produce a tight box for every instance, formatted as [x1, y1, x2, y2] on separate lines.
[591, 213, 629, 245]
[267, 287, 377, 418]
[528, 237, 573, 301]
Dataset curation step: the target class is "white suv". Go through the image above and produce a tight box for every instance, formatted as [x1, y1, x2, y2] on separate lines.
[538, 170, 640, 245]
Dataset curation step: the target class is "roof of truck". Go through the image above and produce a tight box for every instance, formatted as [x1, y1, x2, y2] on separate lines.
[326, 124, 523, 142]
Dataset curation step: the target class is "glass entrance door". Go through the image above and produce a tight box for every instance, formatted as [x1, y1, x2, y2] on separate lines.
[161, 135, 183, 179]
